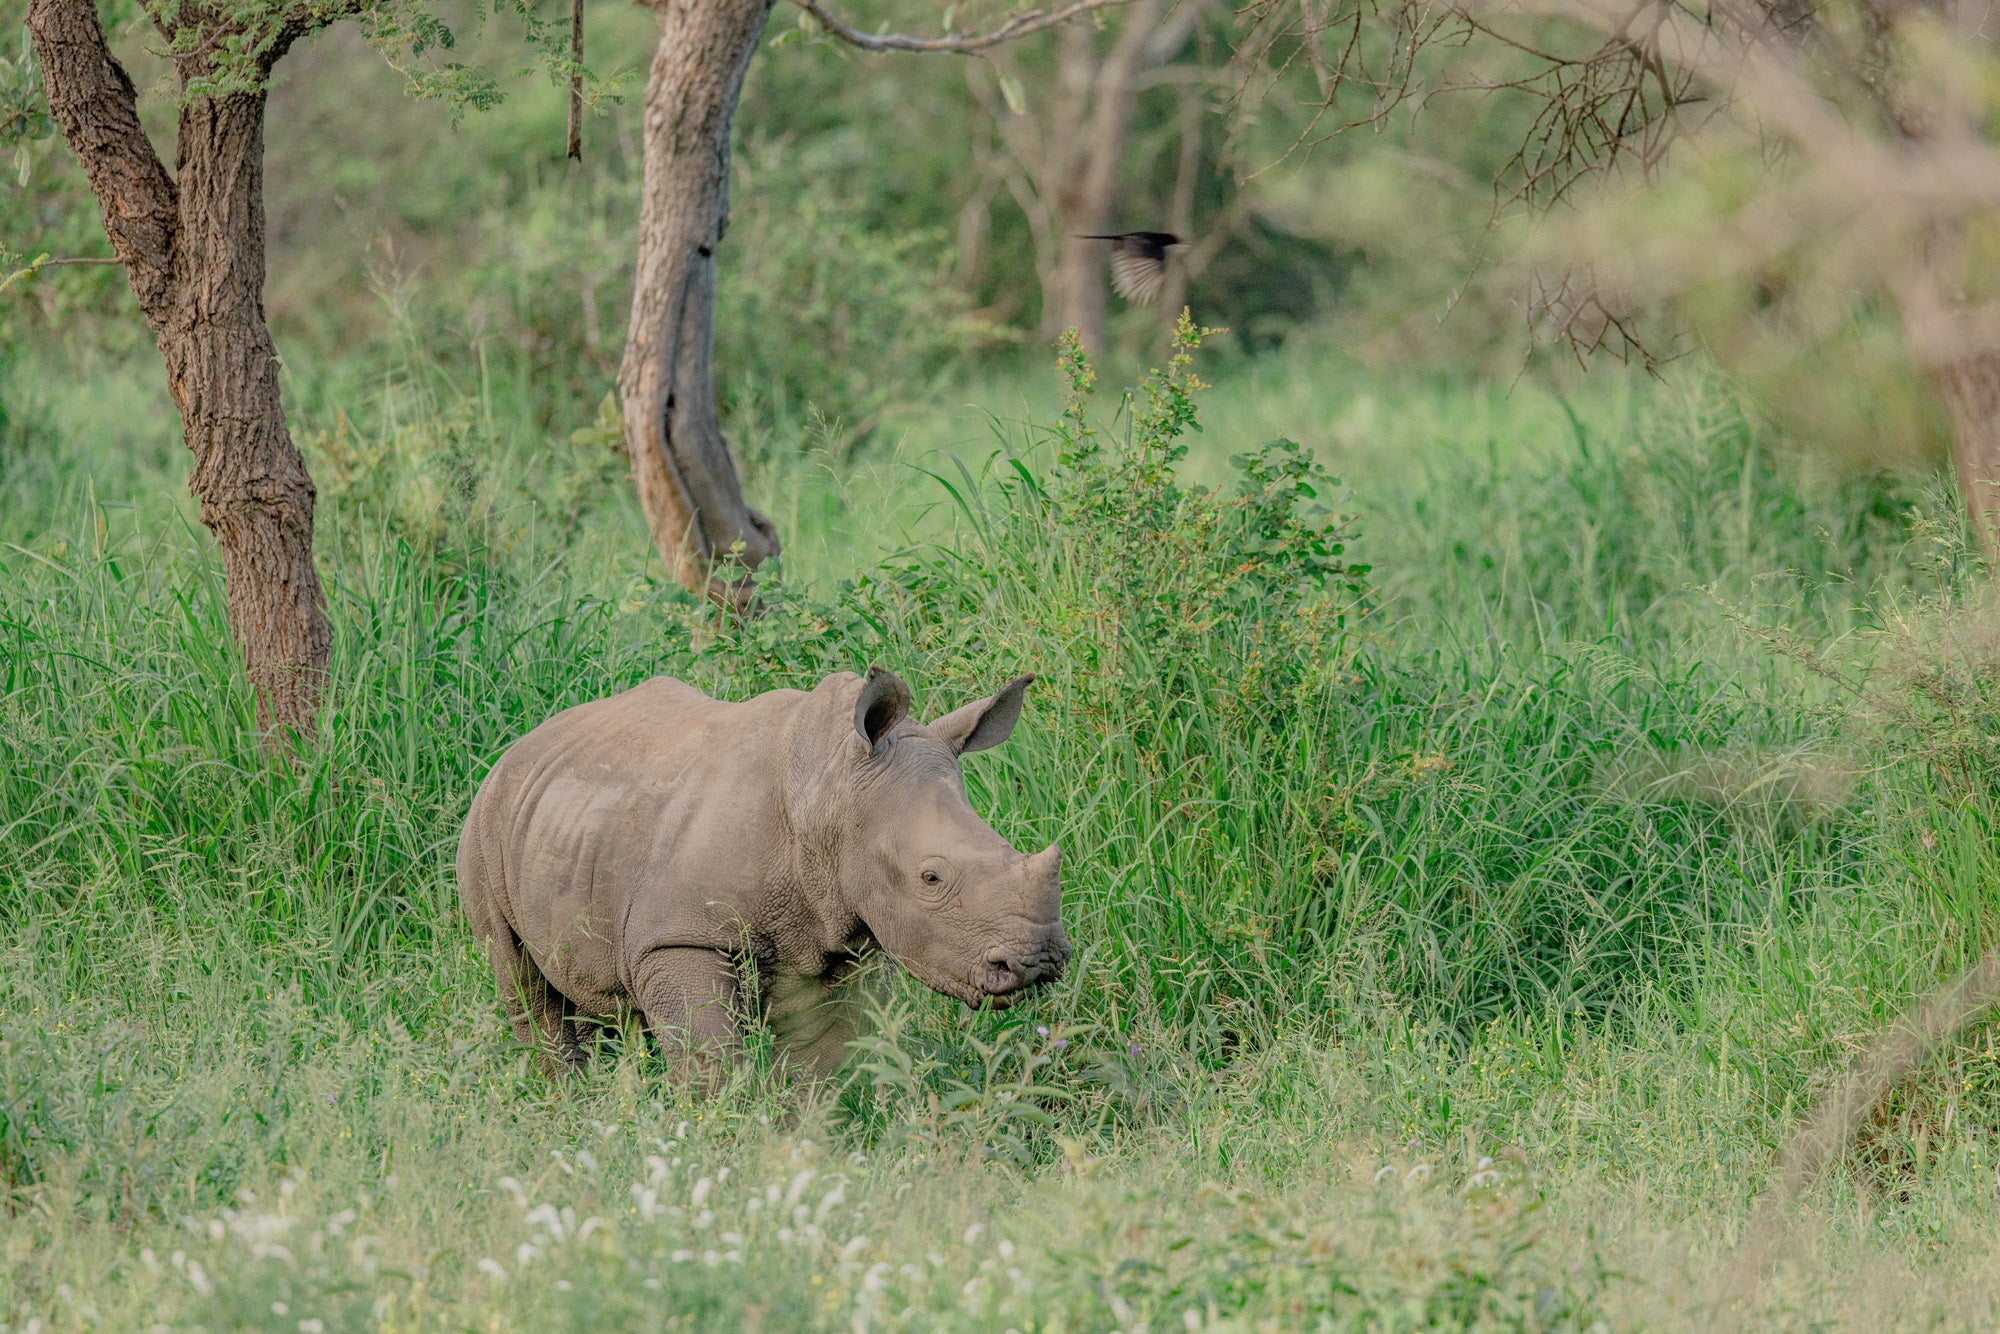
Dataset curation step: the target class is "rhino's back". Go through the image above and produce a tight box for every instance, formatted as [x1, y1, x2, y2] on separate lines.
[460, 676, 814, 1009]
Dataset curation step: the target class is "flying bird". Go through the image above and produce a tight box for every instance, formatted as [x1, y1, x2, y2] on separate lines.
[1079, 232, 1181, 306]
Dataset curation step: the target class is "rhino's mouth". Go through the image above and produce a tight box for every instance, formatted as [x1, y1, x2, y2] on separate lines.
[891, 940, 1069, 1010]
[966, 943, 1069, 1009]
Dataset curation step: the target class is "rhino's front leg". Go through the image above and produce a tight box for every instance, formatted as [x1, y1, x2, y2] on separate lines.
[766, 956, 888, 1082]
[632, 946, 744, 1092]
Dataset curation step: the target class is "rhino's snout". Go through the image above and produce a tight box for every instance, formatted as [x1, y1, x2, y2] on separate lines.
[976, 932, 1071, 1005]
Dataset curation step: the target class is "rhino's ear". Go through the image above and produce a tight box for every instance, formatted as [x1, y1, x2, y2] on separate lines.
[929, 674, 1035, 755]
[854, 667, 912, 753]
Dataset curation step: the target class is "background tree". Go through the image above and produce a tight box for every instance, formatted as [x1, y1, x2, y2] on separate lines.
[14, 0, 587, 744]
[24, 0, 350, 742]
[1259, 0, 2000, 556]
[618, 0, 1133, 606]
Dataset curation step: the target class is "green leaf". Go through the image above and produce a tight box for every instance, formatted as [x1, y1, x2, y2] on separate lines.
[998, 73, 1027, 117]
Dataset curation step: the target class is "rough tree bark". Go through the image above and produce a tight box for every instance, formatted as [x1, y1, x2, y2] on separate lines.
[27, 0, 330, 744]
[619, 0, 781, 607]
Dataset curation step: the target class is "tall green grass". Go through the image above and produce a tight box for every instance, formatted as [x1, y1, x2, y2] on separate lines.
[3, 332, 1998, 1328]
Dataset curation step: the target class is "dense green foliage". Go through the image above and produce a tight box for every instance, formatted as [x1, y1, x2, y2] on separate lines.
[5, 303, 2000, 1324]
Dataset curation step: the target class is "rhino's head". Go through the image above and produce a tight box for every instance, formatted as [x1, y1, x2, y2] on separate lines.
[834, 668, 1067, 1009]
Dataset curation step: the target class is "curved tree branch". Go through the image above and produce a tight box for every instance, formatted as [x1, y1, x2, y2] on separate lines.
[26, 0, 180, 323]
[794, 0, 1139, 54]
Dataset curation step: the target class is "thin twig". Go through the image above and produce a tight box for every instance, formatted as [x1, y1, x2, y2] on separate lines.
[793, 0, 1137, 54]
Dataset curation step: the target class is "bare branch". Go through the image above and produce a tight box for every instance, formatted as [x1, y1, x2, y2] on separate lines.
[794, 0, 1139, 54]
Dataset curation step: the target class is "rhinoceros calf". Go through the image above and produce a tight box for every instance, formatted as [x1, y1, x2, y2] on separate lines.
[457, 667, 1066, 1083]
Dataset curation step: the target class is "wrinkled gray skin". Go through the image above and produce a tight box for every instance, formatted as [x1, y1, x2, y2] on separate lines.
[457, 668, 1067, 1085]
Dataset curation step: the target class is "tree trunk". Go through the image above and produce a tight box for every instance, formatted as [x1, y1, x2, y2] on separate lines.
[1035, 0, 1176, 353]
[620, 0, 780, 608]
[169, 90, 330, 741]
[1936, 351, 2000, 562]
[28, 0, 330, 745]
[1049, 23, 1110, 353]
[1895, 221, 2000, 566]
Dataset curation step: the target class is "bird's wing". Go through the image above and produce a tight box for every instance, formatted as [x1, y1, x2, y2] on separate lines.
[1108, 249, 1168, 305]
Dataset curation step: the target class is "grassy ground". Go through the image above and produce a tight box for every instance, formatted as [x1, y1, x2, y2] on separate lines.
[4, 326, 2000, 1331]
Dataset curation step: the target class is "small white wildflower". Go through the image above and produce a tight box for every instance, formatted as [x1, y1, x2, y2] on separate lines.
[170, 1250, 186, 1269]
[1404, 1163, 1433, 1186]
[477, 1258, 507, 1280]
[674, 1121, 689, 1140]
[271, 1304, 290, 1317]
[671, 1250, 693, 1263]
[139, 1248, 160, 1273]
[279, 1178, 297, 1200]
[576, 1149, 600, 1174]
[1373, 1165, 1396, 1185]
[555, 1280, 573, 1292]
[840, 1236, 871, 1261]
[578, 1216, 605, 1241]
[702, 1249, 720, 1266]
[691, 1177, 713, 1207]
[1184, 1310, 1203, 1330]
[516, 1244, 542, 1265]
[207, 1219, 225, 1241]
[299, 1320, 325, 1334]
[963, 1224, 984, 1245]
[186, 1261, 213, 1296]
[997, 1239, 1015, 1261]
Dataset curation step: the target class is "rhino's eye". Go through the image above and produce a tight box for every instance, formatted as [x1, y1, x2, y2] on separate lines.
[920, 870, 943, 886]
